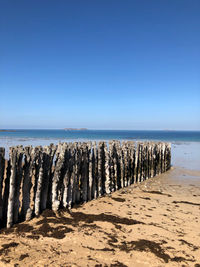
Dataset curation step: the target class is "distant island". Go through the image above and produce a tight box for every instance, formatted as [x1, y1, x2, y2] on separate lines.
[0, 129, 16, 132]
[64, 128, 88, 131]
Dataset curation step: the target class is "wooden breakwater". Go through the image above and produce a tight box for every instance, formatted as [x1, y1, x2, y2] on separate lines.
[0, 141, 171, 229]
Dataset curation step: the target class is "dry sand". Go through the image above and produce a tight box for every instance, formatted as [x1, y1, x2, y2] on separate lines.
[0, 167, 200, 267]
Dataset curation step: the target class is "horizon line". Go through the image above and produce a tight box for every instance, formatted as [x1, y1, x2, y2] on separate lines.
[1, 128, 200, 132]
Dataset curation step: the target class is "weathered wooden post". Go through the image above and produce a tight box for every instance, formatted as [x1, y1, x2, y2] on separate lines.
[92, 141, 98, 199]
[71, 142, 78, 204]
[143, 143, 148, 181]
[158, 143, 162, 175]
[27, 146, 40, 219]
[35, 147, 51, 216]
[134, 143, 138, 182]
[0, 148, 5, 223]
[161, 143, 165, 173]
[163, 143, 167, 173]
[7, 147, 17, 228]
[109, 141, 115, 192]
[34, 148, 44, 216]
[130, 142, 135, 185]
[97, 142, 103, 196]
[166, 143, 171, 171]
[76, 142, 82, 203]
[67, 143, 76, 208]
[137, 143, 142, 182]
[146, 143, 150, 180]
[21, 146, 32, 220]
[62, 143, 70, 208]
[124, 142, 129, 187]
[150, 143, 154, 178]
[13, 146, 24, 225]
[65, 142, 79, 207]
[40, 144, 56, 211]
[118, 142, 122, 188]
[127, 142, 132, 187]
[120, 142, 125, 187]
[88, 142, 93, 201]
[2, 159, 11, 227]
[152, 143, 157, 177]
[104, 142, 110, 194]
[101, 141, 106, 195]
[115, 140, 121, 189]
[72, 143, 78, 206]
[52, 143, 67, 212]
[113, 141, 118, 190]
[147, 142, 150, 179]
[82, 143, 89, 203]
[140, 143, 144, 182]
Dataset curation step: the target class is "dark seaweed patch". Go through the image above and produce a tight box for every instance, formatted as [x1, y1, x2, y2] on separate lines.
[173, 201, 200, 206]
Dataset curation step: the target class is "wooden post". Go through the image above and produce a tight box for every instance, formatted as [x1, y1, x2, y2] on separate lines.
[158, 143, 162, 175]
[136, 143, 141, 182]
[127, 142, 131, 187]
[120, 142, 125, 188]
[66, 143, 76, 208]
[62, 143, 70, 208]
[2, 159, 11, 227]
[34, 148, 44, 216]
[115, 141, 121, 190]
[0, 147, 5, 223]
[97, 142, 103, 196]
[129, 142, 135, 185]
[52, 143, 66, 212]
[71, 143, 77, 206]
[104, 142, 110, 194]
[82, 143, 89, 202]
[109, 141, 114, 192]
[21, 146, 32, 220]
[145, 143, 150, 180]
[40, 144, 56, 211]
[12, 146, 24, 224]
[151, 143, 154, 177]
[72, 142, 78, 204]
[76, 142, 82, 203]
[152, 143, 157, 177]
[113, 141, 118, 190]
[7, 147, 17, 228]
[166, 143, 171, 170]
[143, 143, 147, 181]
[92, 141, 97, 199]
[139, 143, 144, 182]
[88, 142, 93, 201]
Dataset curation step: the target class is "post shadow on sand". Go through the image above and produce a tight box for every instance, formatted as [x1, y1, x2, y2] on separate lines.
[0, 207, 198, 264]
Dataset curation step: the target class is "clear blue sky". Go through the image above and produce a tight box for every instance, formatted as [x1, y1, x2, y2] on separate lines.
[0, 0, 200, 130]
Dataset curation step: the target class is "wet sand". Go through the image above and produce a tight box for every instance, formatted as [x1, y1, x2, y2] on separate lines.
[0, 166, 200, 267]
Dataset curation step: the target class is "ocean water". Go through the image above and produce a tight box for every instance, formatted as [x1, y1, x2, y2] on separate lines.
[0, 130, 200, 142]
[0, 130, 200, 170]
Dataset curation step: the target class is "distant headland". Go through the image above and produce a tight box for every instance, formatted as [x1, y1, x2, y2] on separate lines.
[64, 128, 88, 131]
[0, 129, 16, 132]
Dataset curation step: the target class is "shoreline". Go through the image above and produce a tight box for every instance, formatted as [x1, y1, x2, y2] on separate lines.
[0, 166, 199, 266]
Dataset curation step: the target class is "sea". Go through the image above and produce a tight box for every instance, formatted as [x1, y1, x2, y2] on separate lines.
[0, 130, 200, 171]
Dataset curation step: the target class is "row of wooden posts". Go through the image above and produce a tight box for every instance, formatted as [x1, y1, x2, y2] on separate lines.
[0, 141, 171, 229]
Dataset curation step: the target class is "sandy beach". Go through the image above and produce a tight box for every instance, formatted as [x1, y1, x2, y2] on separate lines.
[0, 166, 199, 267]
